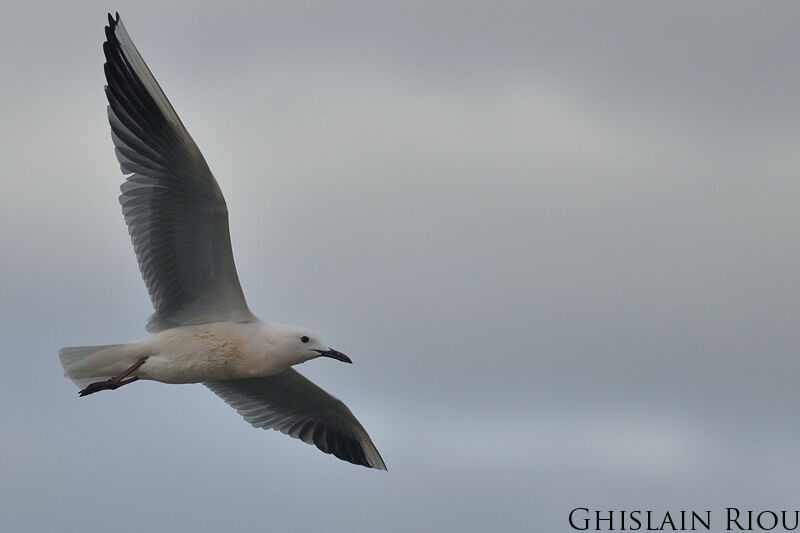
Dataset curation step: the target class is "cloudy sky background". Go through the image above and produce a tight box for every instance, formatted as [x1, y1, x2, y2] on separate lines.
[2, 2, 800, 531]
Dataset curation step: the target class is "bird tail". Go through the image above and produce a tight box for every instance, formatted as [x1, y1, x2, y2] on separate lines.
[59, 344, 127, 388]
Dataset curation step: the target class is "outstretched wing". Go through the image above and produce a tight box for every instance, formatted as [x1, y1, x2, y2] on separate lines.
[205, 369, 387, 470]
[103, 13, 254, 332]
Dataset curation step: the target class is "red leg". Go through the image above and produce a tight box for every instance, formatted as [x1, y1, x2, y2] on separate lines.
[79, 356, 149, 397]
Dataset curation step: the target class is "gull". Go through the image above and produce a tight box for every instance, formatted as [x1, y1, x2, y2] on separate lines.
[58, 13, 386, 470]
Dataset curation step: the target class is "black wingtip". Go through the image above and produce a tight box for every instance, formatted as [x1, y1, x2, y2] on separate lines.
[107, 12, 120, 29]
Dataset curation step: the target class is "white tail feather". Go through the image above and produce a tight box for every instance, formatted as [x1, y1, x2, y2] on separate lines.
[59, 344, 126, 388]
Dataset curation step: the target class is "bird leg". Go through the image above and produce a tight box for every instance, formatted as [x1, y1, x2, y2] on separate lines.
[79, 356, 149, 397]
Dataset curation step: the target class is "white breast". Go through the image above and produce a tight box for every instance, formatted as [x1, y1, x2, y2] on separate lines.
[136, 321, 285, 383]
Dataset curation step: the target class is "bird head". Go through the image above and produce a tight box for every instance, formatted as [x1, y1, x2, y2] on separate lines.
[272, 324, 352, 366]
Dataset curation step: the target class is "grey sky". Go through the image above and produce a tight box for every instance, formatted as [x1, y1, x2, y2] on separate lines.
[2, 2, 800, 531]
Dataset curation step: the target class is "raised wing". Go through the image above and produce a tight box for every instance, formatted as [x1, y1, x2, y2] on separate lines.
[205, 369, 387, 470]
[103, 13, 254, 331]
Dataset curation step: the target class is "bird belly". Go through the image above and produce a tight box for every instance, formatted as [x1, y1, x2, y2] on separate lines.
[136, 323, 282, 383]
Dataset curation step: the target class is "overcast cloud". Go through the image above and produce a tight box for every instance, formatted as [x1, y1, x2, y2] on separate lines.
[2, 2, 800, 531]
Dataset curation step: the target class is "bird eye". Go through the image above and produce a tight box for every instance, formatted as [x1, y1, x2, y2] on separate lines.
[301, 336, 309, 343]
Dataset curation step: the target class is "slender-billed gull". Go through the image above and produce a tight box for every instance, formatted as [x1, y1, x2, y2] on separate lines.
[59, 13, 386, 470]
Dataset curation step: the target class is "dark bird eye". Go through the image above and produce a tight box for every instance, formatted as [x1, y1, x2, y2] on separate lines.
[301, 336, 309, 343]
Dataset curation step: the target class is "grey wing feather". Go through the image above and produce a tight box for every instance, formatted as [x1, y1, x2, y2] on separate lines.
[103, 13, 254, 331]
[205, 369, 387, 470]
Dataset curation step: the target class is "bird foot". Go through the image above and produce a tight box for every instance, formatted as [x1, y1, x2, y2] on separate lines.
[79, 376, 139, 397]
[78, 356, 149, 397]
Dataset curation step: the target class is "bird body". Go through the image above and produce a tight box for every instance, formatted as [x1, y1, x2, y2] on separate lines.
[62, 320, 323, 385]
[58, 13, 386, 470]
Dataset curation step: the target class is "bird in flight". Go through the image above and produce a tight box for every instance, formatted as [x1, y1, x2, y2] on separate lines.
[59, 13, 386, 470]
